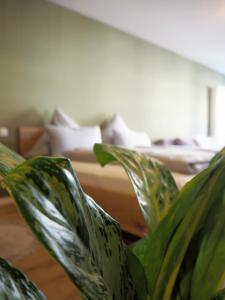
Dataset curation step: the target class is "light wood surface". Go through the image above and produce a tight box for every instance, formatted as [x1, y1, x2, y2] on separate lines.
[0, 197, 81, 300]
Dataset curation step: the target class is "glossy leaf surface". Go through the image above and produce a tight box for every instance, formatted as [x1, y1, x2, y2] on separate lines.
[3, 156, 146, 300]
[0, 143, 24, 176]
[0, 257, 46, 300]
[132, 160, 225, 300]
[210, 147, 225, 165]
[190, 188, 225, 299]
[94, 143, 178, 232]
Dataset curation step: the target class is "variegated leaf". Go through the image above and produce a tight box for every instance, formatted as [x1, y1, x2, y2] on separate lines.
[191, 188, 225, 299]
[0, 143, 24, 176]
[3, 156, 147, 300]
[132, 160, 225, 300]
[94, 144, 178, 232]
[0, 257, 46, 300]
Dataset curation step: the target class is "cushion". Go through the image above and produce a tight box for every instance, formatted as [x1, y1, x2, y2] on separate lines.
[194, 135, 223, 151]
[173, 138, 197, 146]
[51, 107, 79, 128]
[154, 138, 197, 146]
[101, 114, 128, 144]
[114, 128, 151, 148]
[24, 108, 79, 157]
[47, 125, 102, 155]
[153, 138, 174, 145]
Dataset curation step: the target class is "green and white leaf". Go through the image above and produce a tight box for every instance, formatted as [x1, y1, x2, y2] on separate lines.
[0, 143, 24, 176]
[2, 156, 147, 300]
[0, 257, 46, 300]
[132, 160, 225, 300]
[94, 144, 178, 232]
[190, 188, 225, 299]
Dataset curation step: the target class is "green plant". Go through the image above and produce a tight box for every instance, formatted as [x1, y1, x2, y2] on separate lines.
[0, 142, 225, 299]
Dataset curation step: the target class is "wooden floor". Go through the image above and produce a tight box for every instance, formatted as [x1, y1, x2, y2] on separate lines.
[0, 197, 81, 300]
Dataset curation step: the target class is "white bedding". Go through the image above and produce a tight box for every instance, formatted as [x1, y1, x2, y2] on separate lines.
[64, 145, 216, 175]
[135, 145, 215, 174]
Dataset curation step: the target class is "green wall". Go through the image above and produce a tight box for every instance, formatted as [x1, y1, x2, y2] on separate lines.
[0, 0, 225, 148]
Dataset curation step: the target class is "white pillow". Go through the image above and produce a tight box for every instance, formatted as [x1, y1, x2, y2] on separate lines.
[194, 135, 223, 151]
[25, 108, 80, 157]
[114, 128, 151, 148]
[101, 114, 128, 144]
[51, 107, 79, 128]
[47, 125, 102, 155]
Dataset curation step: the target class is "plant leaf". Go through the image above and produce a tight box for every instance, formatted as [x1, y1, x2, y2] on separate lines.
[210, 147, 225, 165]
[131, 160, 225, 300]
[0, 143, 24, 177]
[190, 189, 225, 299]
[127, 249, 148, 300]
[171, 229, 203, 300]
[0, 256, 46, 300]
[211, 288, 225, 300]
[94, 144, 178, 232]
[3, 156, 146, 300]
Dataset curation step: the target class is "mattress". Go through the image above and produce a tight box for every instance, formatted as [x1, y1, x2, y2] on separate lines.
[136, 145, 215, 174]
[65, 145, 215, 175]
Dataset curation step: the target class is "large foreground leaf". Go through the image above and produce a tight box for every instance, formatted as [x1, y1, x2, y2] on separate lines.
[0, 257, 46, 300]
[212, 288, 225, 300]
[210, 147, 225, 165]
[0, 143, 24, 176]
[132, 159, 225, 300]
[2, 156, 146, 300]
[94, 144, 178, 232]
[190, 189, 225, 299]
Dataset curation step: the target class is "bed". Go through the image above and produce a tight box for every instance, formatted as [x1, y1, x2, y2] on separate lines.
[65, 145, 214, 174]
[17, 127, 214, 237]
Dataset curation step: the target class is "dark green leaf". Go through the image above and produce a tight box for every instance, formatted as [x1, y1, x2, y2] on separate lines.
[132, 160, 225, 300]
[0, 256, 46, 300]
[210, 147, 225, 166]
[3, 156, 146, 300]
[211, 288, 225, 300]
[94, 144, 178, 232]
[127, 249, 148, 300]
[190, 189, 225, 299]
[0, 143, 24, 177]
[171, 230, 203, 300]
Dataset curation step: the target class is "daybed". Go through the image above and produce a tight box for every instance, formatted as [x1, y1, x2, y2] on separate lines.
[17, 126, 214, 237]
